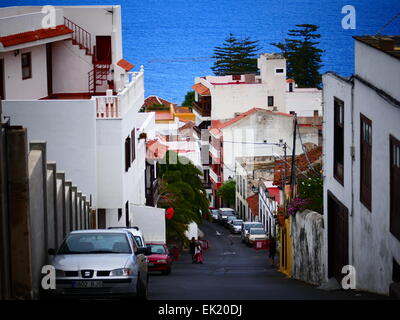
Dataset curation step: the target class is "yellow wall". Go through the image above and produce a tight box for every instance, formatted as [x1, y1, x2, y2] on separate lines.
[279, 216, 292, 277]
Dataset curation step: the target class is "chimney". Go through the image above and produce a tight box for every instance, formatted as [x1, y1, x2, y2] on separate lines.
[379, 37, 395, 51]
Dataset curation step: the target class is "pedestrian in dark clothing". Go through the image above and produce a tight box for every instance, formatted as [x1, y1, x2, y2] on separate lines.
[189, 237, 196, 263]
[269, 236, 276, 267]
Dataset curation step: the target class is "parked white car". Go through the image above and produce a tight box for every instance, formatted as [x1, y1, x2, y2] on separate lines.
[47, 229, 150, 299]
[247, 228, 268, 246]
[241, 222, 264, 243]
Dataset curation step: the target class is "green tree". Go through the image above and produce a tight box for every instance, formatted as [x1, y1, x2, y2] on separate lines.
[211, 34, 261, 76]
[272, 24, 324, 88]
[157, 151, 209, 243]
[217, 179, 236, 207]
[182, 91, 195, 109]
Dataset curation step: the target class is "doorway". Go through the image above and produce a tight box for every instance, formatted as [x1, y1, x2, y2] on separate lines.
[95, 36, 112, 64]
[327, 191, 349, 282]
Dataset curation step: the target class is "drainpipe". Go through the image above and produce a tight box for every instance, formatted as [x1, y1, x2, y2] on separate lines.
[350, 76, 355, 268]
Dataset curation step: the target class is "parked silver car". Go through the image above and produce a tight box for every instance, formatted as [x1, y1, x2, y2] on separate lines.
[229, 219, 244, 234]
[47, 229, 150, 299]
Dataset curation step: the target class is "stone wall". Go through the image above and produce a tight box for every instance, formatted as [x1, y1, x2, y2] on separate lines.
[291, 209, 326, 285]
[0, 118, 93, 299]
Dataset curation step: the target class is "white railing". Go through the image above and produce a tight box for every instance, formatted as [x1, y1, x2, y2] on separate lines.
[209, 144, 220, 159]
[209, 167, 220, 183]
[95, 67, 144, 119]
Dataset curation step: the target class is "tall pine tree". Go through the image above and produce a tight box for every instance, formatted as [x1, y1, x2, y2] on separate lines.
[272, 24, 324, 88]
[212, 34, 261, 76]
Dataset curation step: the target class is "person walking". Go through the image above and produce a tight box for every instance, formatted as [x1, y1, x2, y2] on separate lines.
[189, 237, 197, 263]
[269, 236, 276, 267]
[194, 241, 203, 264]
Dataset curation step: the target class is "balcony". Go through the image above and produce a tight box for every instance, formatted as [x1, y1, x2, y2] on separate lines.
[95, 69, 144, 119]
[209, 144, 220, 160]
[209, 167, 221, 184]
[192, 101, 211, 117]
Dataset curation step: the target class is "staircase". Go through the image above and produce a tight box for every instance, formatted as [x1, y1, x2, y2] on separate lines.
[64, 17, 111, 94]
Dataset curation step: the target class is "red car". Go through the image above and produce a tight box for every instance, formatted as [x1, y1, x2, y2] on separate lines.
[146, 242, 172, 275]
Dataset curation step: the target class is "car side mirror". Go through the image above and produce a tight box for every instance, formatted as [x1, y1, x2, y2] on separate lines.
[136, 247, 152, 256]
[48, 248, 56, 255]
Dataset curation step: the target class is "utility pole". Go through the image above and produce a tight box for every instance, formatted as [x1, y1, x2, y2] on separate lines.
[282, 142, 287, 211]
[290, 114, 297, 201]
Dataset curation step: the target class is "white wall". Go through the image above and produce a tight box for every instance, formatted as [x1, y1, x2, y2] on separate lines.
[222, 111, 319, 180]
[286, 89, 322, 116]
[352, 78, 400, 295]
[355, 40, 400, 102]
[0, 44, 48, 99]
[3, 99, 97, 205]
[51, 40, 93, 94]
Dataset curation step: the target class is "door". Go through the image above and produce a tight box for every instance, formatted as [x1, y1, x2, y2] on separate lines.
[328, 191, 349, 282]
[0, 59, 4, 100]
[96, 36, 112, 64]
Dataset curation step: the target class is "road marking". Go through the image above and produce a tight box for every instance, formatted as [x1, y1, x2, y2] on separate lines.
[222, 252, 236, 255]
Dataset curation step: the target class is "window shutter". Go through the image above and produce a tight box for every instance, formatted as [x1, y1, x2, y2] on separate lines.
[390, 135, 400, 240]
[125, 136, 131, 172]
[131, 129, 136, 163]
[360, 114, 372, 210]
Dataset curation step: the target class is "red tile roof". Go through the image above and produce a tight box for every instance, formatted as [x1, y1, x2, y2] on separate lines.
[209, 108, 293, 131]
[286, 78, 295, 83]
[143, 96, 176, 108]
[273, 146, 323, 186]
[117, 58, 134, 71]
[0, 25, 73, 48]
[192, 83, 211, 96]
[246, 194, 259, 216]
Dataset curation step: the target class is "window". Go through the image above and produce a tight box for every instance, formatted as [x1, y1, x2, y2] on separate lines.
[333, 98, 344, 184]
[289, 111, 295, 115]
[360, 114, 372, 210]
[21, 52, 32, 80]
[314, 110, 319, 117]
[275, 68, 284, 74]
[268, 96, 274, 107]
[125, 136, 131, 172]
[131, 129, 136, 163]
[390, 135, 400, 240]
[232, 75, 241, 80]
[118, 208, 122, 221]
[289, 82, 293, 92]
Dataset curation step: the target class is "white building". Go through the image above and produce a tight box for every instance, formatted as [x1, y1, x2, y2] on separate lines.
[191, 53, 322, 128]
[323, 35, 400, 295]
[1, 5, 161, 228]
[208, 107, 321, 208]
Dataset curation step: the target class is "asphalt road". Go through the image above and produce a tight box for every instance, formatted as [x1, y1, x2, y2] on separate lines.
[148, 221, 387, 300]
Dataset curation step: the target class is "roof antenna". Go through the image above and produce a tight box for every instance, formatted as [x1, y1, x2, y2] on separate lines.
[375, 12, 400, 36]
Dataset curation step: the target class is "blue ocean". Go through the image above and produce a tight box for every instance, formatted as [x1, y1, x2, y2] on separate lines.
[1, 0, 399, 103]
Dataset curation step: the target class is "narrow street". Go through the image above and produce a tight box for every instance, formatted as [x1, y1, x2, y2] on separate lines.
[148, 221, 386, 300]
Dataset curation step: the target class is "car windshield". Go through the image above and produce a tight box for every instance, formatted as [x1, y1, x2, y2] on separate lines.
[233, 221, 243, 225]
[245, 223, 263, 230]
[250, 229, 265, 235]
[58, 233, 131, 254]
[149, 244, 166, 254]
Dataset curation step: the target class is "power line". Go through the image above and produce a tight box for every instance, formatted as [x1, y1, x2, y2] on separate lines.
[376, 12, 400, 35]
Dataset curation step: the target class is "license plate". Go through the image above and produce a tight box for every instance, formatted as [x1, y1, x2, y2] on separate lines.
[73, 281, 103, 288]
